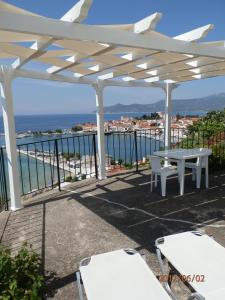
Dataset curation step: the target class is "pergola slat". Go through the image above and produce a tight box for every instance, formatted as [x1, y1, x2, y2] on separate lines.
[12, 0, 93, 69]
[1, 10, 225, 62]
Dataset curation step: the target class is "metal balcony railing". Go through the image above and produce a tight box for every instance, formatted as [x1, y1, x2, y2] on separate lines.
[1, 127, 225, 211]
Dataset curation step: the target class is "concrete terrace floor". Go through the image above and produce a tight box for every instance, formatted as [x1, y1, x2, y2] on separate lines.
[1, 169, 225, 299]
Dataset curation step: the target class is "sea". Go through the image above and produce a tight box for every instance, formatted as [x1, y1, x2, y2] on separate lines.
[0, 113, 144, 134]
[0, 111, 206, 144]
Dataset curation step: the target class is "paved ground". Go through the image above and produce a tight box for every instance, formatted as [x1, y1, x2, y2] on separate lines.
[1, 169, 225, 299]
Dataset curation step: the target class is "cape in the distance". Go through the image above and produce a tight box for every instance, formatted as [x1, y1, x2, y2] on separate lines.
[102, 93, 225, 113]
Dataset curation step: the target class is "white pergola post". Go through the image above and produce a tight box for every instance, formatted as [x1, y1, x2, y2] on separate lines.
[164, 82, 173, 151]
[0, 68, 22, 210]
[94, 82, 107, 180]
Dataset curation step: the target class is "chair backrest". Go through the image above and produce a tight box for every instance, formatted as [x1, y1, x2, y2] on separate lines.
[149, 156, 162, 172]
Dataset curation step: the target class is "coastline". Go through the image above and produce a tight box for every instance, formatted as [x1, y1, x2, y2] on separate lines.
[17, 149, 75, 175]
[0, 111, 205, 134]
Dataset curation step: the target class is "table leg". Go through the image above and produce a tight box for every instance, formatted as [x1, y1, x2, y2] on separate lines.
[205, 156, 209, 188]
[178, 159, 185, 196]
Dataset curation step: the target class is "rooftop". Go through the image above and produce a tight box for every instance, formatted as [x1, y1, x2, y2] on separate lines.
[1, 169, 225, 299]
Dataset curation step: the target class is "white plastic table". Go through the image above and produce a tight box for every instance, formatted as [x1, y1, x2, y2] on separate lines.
[153, 148, 212, 195]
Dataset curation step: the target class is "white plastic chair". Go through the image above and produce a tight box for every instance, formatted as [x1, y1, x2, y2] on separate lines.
[149, 156, 178, 197]
[185, 155, 209, 188]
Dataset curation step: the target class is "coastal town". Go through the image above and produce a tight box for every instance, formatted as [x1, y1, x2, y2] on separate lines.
[80, 113, 200, 134]
[15, 112, 200, 140]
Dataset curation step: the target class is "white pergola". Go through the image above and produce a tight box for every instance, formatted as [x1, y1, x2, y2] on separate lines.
[0, 0, 225, 210]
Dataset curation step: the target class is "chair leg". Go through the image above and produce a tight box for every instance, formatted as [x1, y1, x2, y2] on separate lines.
[161, 175, 166, 197]
[205, 166, 209, 188]
[155, 174, 158, 187]
[192, 169, 196, 181]
[178, 173, 180, 185]
[150, 172, 153, 192]
[76, 271, 84, 300]
[196, 167, 201, 189]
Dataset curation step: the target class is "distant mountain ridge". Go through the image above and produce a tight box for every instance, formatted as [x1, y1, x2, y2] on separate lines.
[104, 93, 225, 113]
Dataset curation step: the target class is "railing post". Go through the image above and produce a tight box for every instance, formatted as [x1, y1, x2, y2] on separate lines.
[1, 147, 8, 210]
[93, 133, 98, 179]
[134, 130, 138, 172]
[54, 139, 61, 191]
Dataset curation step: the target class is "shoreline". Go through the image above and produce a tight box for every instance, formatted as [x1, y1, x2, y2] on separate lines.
[18, 149, 76, 175]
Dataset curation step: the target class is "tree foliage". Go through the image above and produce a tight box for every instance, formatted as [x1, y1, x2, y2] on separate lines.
[55, 129, 62, 134]
[135, 113, 160, 120]
[71, 125, 83, 132]
[188, 110, 225, 138]
[62, 152, 80, 161]
[181, 109, 225, 171]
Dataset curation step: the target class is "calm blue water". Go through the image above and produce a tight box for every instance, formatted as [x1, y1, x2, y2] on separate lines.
[0, 112, 205, 146]
[0, 113, 138, 146]
[0, 113, 145, 134]
[0, 112, 205, 134]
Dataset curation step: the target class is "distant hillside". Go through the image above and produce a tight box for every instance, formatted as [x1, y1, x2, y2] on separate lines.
[104, 93, 225, 113]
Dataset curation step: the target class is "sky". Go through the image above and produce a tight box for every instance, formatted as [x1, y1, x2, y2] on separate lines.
[3, 0, 225, 114]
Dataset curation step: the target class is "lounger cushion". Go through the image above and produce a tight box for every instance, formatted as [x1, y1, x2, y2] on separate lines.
[157, 231, 225, 300]
[80, 249, 171, 300]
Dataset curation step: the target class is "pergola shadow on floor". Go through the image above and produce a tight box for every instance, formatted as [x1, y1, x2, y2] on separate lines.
[1, 169, 225, 299]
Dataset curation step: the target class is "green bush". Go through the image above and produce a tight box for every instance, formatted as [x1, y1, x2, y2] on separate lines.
[65, 176, 72, 182]
[124, 163, 133, 170]
[110, 159, 116, 166]
[71, 125, 83, 132]
[62, 152, 81, 161]
[81, 174, 86, 180]
[55, 129, 62, 134]
[71, 176, 79, 182]
[0, 244, 43, 300]
[117, 159, 124, 166]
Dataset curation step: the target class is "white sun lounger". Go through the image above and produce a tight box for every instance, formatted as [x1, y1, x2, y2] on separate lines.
[76, 248, 173, 300]
[155, 231, 225, 300]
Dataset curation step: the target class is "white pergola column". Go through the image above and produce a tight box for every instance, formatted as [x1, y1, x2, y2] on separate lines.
[94, 82, 107, 180]
[164, 82, 173, 151]
[0, 68, 22, 210]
